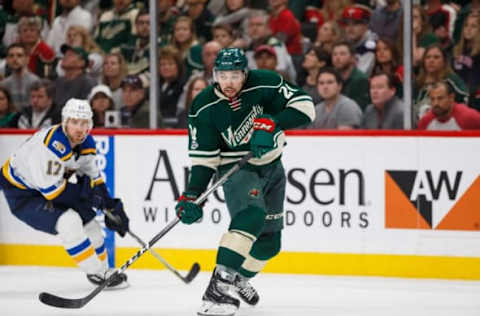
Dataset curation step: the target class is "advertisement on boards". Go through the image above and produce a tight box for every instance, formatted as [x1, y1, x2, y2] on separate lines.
[114, 135, 480, 257]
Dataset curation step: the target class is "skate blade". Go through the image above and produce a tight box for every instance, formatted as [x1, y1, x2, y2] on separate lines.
[197, 301, 238, 316]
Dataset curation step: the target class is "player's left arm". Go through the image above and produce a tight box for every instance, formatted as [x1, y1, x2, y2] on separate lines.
[250, 75, 315, 158]
[267, 78, 316, 129]
[76, 134, 130, 236]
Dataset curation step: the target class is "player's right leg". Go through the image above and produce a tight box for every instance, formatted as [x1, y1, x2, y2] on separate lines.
[230, 160, 286, 306]
[61, 199, 128, 289]
[235, 231, 282, 306]
[197, 167, 267, 316]
[0, 178, 126, 288]
[82, 217, 128, 288]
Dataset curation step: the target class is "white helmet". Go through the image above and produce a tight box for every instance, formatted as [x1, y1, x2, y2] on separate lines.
[62, 98, 94, 132]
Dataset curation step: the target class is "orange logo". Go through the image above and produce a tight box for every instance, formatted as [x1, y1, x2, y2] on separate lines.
[385, 170, 480, 231]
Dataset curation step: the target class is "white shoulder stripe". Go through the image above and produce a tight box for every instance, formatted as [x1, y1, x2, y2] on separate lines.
[189, 149, 221, 157]
[189, 98, 223, 118]
[191, 156, 220, 170]
[287, 100, 315, 122]
[287, 95, 313, 105]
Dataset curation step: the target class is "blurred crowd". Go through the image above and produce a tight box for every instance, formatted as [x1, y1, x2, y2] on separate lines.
[0, 0, 480, 130]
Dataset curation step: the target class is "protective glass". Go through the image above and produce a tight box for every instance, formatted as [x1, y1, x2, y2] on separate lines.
[214, 70, 245, 84]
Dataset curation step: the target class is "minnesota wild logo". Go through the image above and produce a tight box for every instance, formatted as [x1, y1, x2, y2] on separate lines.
[220, 105, 263, 148]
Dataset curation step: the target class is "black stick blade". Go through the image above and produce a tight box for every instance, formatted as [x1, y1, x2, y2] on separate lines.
[184, 263, 201, 283]
[39, 292, 87, 309]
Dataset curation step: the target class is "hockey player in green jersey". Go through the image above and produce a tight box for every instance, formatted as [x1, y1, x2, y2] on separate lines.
[174, 48, 315, 316]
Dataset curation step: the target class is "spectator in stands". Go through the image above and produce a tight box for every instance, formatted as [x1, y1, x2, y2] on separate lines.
[305, 67, 361, 129]
[252, 44, 294, 82]
[429, 10, 454, 58]
[101, 52, 128, 110]
[314, 21, 343, 54]
[268, 0, 303, 69]
[177, 75, 208, 128]
[119, 74, 153, 128]
[246, 10, 297, 83]
[414, 43, 469, 120]
[301, 45, 331, 104]
[157, 0, 179, 46]
[254, 45, 277, 72]
[212, 24, 236, 49]
[172, 16, 199, 60]
[298, 1, 321, 42]
[453, 0, 480, 43]
[17, 17, 56, 79]
[206, 0, 227, 16]
[16, 79, 60, 129]
[372, 37, 404, 96]
[88, 84, 115, 128]
[424, 0, 456, 38]
[413, 4, 438, 67]
[62, 26, 104, 82]
[0, 86, 18, 128]
[452, 13, 480, 111]
[331, 41, 370, 111]
[320, 0, 352, 24]
[54, 44, 96, 107]
[369, 0, 402, 43]
[2, 43, 39, 111]
[361, 72, 403, 129]
[212, 0, 250, 48]
[418, 81, 480, 130]
[47, 0, 93, 54]
[176, 40, 221, 111]
[183, 0, 214, 43]
[3, 0, 50, 49]
[158, 45, 187, 128]
[120, 9, 151, 82]
[94, 0, 140, 53]
[303, 0, 352, 29]
[172, 16, 203, 77]
[193, 40, 222, 83]
[341, 5, 377, 76]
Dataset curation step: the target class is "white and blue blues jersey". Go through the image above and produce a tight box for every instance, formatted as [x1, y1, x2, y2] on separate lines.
[2, 124, 103, 200]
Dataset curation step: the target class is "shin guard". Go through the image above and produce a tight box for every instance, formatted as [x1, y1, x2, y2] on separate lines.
[238, 231, 281, 278]
[217, 206, 266, 271]
[56, 210, 104, 275]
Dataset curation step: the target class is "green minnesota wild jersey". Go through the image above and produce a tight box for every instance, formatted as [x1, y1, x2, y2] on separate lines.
[186, 69, 315, 194]
[94, 4, 139, 54]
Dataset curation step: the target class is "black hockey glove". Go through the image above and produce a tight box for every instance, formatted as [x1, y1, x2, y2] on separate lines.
[92, 183, 116, 210]
[104, 198, 130, 237]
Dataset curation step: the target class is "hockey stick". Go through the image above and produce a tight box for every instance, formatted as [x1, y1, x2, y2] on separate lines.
[39, 152, 254, 309]
[103, 208, 200, 284]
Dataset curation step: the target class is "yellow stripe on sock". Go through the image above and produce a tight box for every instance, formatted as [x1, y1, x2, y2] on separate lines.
[98, 250, 107, 262]
[73, 247, 95, 263]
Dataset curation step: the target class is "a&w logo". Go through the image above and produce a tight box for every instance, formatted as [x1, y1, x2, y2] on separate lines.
[385, 170, 480, 231]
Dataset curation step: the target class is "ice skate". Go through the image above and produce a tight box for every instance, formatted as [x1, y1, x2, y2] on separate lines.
[234, 275, 259, 306]
[87, 269, 129, 290]
[197, 268, 240, 316]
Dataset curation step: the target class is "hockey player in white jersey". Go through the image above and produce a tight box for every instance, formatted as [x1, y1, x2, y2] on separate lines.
[0, 98, 130, 288]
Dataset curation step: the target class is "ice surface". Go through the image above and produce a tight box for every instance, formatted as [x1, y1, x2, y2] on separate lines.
[1, 266, 479, 316]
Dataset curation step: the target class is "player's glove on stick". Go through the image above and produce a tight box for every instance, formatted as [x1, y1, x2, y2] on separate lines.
[104, 198, 130, 237]
[92, 183, 116, 210]
[250, 114, 280, 158]
[175, 192, 203, 224]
